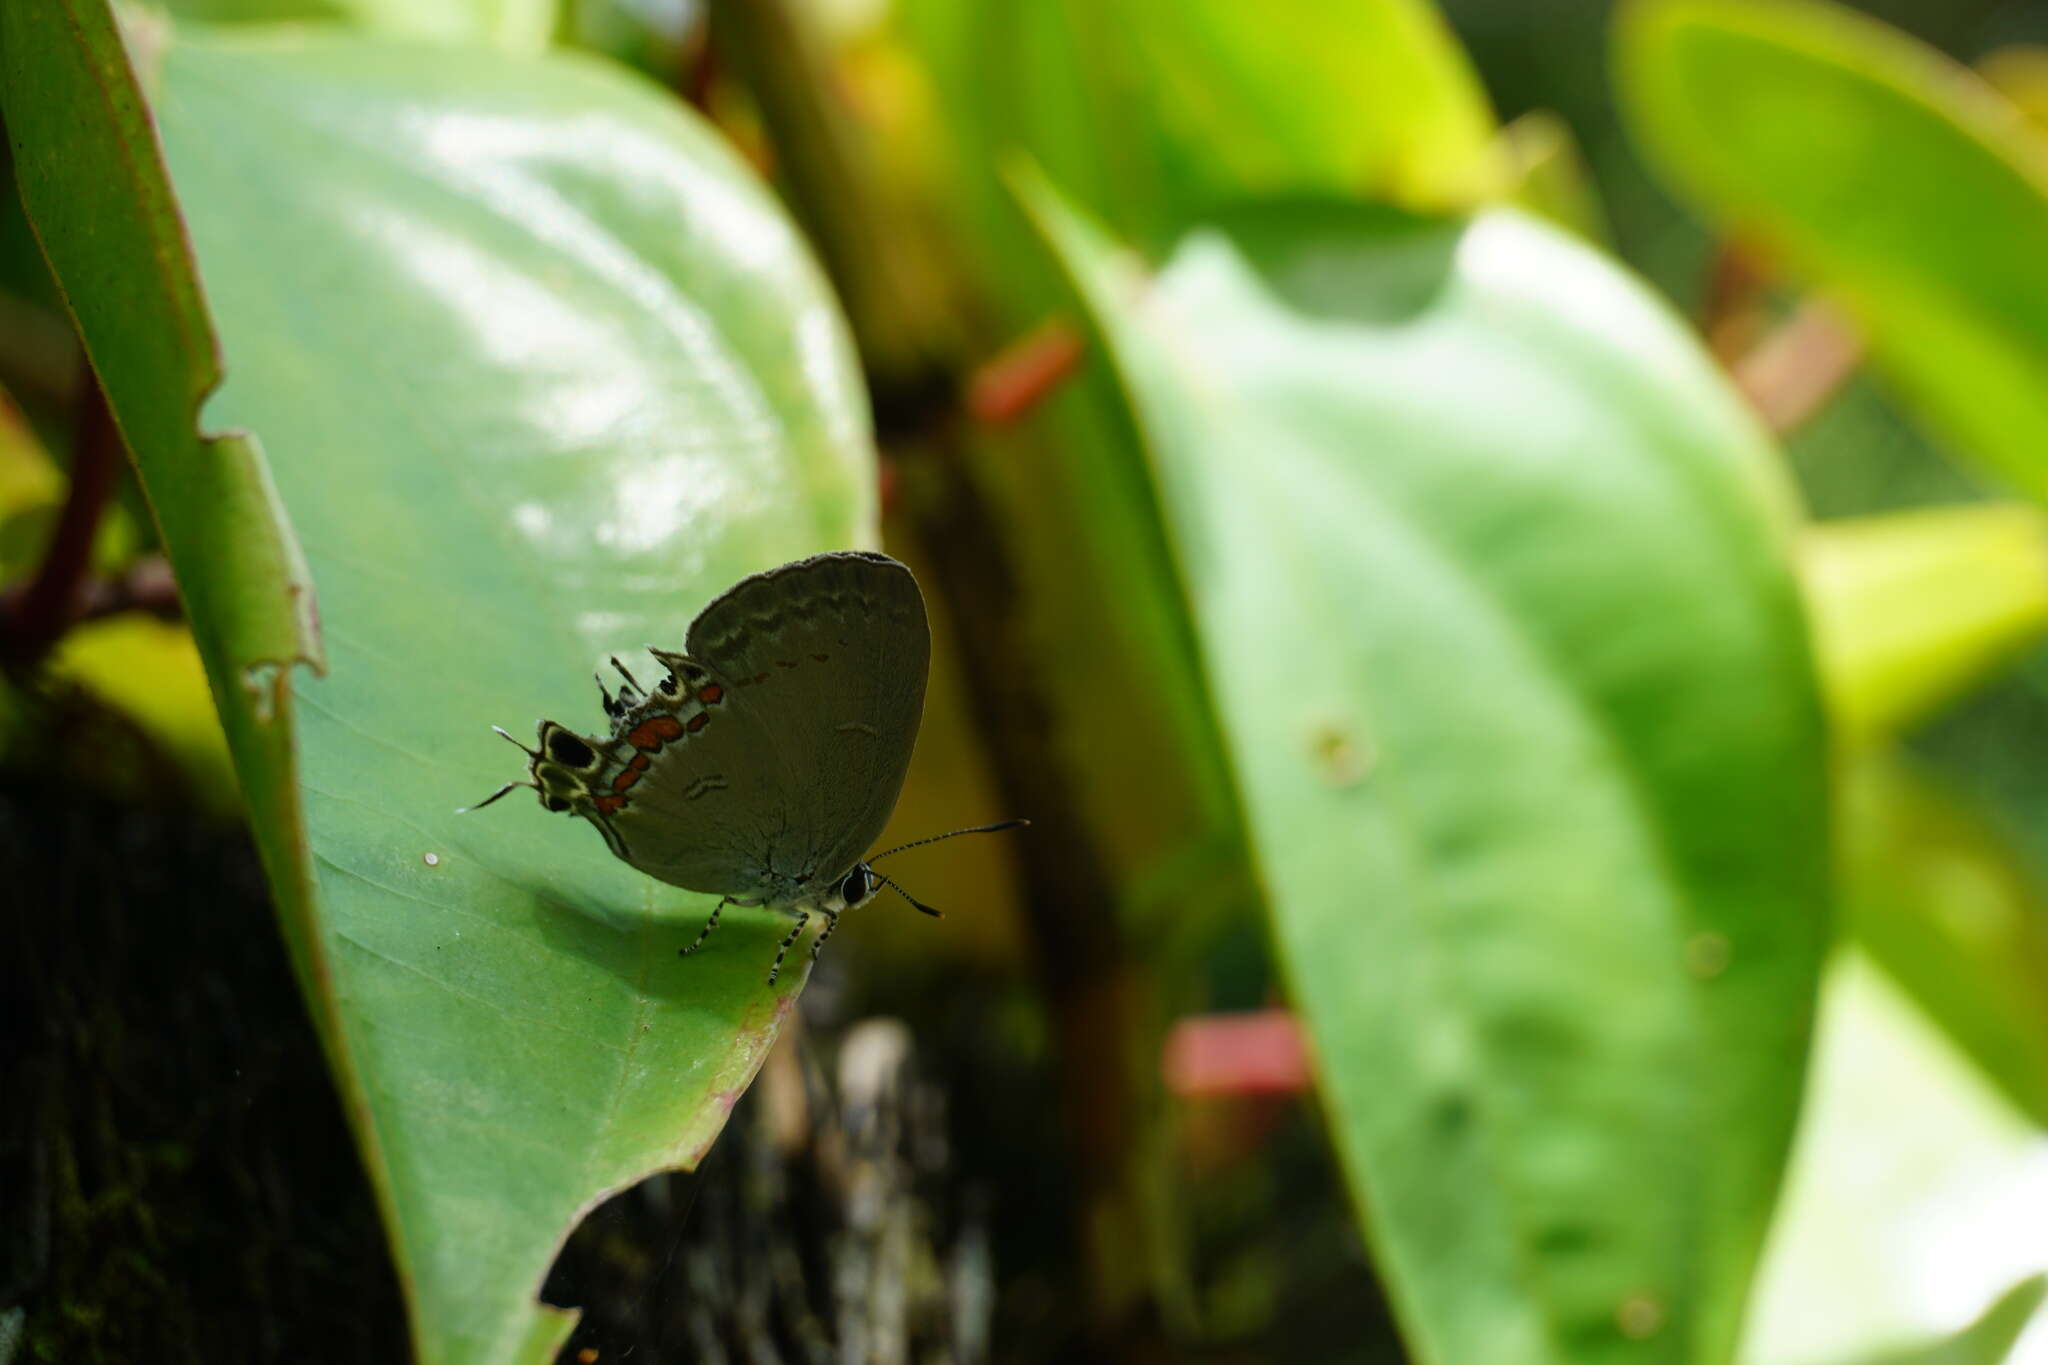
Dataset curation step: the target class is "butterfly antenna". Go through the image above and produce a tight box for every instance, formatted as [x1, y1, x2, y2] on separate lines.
[610, 656, 645, 697]
[595, 671, 619, 715]
[870, 818, 1029, 863]
[459, 780, 535, 814]
[492, 725, 540, 757]
[876, 873, 944, 918]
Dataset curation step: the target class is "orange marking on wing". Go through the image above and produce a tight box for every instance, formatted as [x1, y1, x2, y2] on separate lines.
[594, 795, 623, 815]
[686, 712, 709, 733]
[698, 684, 723, 704]
[612, 767, 642, 794]
[627, 715, 686, 750]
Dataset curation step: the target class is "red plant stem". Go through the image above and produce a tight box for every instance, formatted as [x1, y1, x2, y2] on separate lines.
[680, 23, 720, 115]
[967, 322, 1086, 426]
[1701, 240, 1772, 365]
[1162, 1009, 1312, 1099]
[1700, 239, 1864, 435]
[3, 369, 121, 667]
[1732, 299, 1864, 437]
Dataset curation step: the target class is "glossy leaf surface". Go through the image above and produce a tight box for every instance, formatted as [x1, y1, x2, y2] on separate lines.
[17, 13, 874, 1362]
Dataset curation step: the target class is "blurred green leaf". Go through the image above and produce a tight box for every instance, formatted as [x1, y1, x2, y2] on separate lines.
[1030, 183, 1828, 1363]
[1842, 1274, 2046, 1365]
[1617, 0, 2048, 500]
[156, 0, 557, 50]
[869, 3, 1508, 952]
[1802, 505, 2048, 746]
[1112, 0, 1499, 212]
[901, 0, 1497, 314]
[1840, 755, 2048, 1127]
[877, 7, 1506, 946]
[1743, 955, 2048, 1365]
[12, 8, 875, 1362]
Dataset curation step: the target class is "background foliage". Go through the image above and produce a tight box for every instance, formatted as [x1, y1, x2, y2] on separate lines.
[5, 1, 2048, 1363]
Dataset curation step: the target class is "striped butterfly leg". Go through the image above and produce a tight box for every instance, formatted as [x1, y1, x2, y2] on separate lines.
[766, 911, 810, 986]
[679, 896, 735, 957]
[808, 909, 841, 964]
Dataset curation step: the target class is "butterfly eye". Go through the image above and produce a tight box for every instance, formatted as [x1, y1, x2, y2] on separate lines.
[542, 795, 570, 813]
[840, 868, 873, 904]
[546, 730, 596, 767]
[660, 675, 679, 694]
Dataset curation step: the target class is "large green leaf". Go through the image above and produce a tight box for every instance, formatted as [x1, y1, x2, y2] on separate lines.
[1617, 0, 2048, 500]
[13, 11, 875, 1363]
[1029, 184, 1829, 1362]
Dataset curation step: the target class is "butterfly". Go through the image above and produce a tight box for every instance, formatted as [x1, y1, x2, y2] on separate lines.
[469, 551, 1020, 984]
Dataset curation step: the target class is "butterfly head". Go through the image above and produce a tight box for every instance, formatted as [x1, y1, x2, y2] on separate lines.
[820, 863, 884, 914]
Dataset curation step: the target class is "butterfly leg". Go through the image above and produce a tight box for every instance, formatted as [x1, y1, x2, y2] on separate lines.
[766, 911, 810, 986]
[679, 897, 732, 957]
[809, 909, 841, 963]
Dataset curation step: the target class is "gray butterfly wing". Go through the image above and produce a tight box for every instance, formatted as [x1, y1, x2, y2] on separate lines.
[605, 552, 928, 900]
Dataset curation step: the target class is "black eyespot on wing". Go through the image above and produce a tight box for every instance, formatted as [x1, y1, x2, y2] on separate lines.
[840, 867, 872, 904]
[543, 795, 570, 813]
[547, 729, 596, 767]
